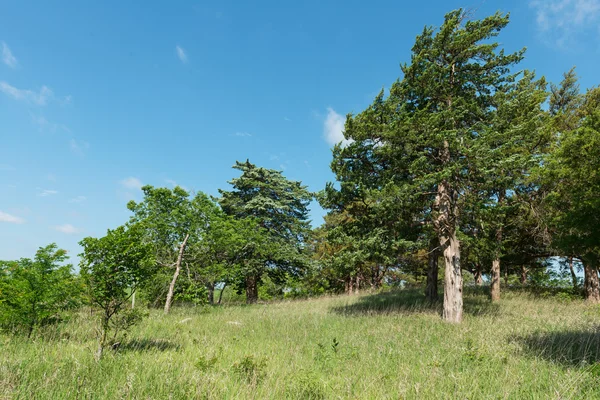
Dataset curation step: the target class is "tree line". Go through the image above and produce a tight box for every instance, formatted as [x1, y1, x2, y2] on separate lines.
[1, 9, 599, 354]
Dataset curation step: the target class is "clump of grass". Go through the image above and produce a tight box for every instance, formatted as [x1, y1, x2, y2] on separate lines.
[232, 355, 267, 386]
[195, 355, 218, 372]
[286, 370, 326, 399]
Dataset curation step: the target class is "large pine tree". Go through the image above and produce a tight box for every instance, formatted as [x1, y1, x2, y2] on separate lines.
[218, 160, 312, 303]
[327, 10, 544, 322]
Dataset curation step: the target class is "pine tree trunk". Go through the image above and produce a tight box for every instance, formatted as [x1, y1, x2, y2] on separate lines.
[245, 274, 258, 304]
[345, 277, 352, 295]
[520, 266, 528, 285]
[437, 66, 463, 323]
[491, 223, 503, 303]
[441, 231, 462, 323]
[425, 239, 439, 302]
[583, 260, 600, 303]
[164, 233, 190, 314]
[435, 146, 463, 323]
[569, 256, 578, 290]
[474, 264, 483, 286]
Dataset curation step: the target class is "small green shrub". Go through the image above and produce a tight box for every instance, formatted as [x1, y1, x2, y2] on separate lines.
[232, 355, 267, 385]
[195, 355, 218, 372]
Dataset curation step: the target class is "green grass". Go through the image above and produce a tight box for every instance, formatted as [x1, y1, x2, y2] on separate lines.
[2, 288, 600, 399]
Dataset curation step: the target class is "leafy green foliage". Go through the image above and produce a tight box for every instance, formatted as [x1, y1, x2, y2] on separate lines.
[79, 224, 155, 358]
[0, 244, 82, 337]
[127, 185, 225, 309]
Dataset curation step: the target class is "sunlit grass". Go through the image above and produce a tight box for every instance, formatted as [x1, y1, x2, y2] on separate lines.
[2, 288, 600, 399]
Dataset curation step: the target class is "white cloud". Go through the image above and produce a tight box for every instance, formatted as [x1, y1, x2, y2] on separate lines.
[69, 195, 86, 203]
[530, 0, 600, 48]
[323, 107, 352, 147]
[120, 177, 143, 190]
[70, 139, 90, 156]
[176, 45, 188, 63]
[0, 211, 24, 224]
[31, 114, 55, 132]
[0, 81, 54, 105]
[284, 117, 292, 122]
[1, 42, 18, 68]
[233, 131, 252, 137]
[54, 224, 81, 234]
[37, 188, 58, 197]
[29, 113, 70, 133]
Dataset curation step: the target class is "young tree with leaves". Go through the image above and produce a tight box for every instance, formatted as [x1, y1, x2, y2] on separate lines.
[127, 186, 217, 313]
[0, 244, 81, 337]
[79, 225, 154, 359]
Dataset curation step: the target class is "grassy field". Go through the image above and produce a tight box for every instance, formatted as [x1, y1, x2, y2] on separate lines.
[2, 288, 600, 399]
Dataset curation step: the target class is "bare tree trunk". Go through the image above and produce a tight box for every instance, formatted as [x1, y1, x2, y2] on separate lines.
[354, 275, 360, 295]
[425, 238, 439, 302]
[245, 274, 258, 304]
[569, 256, 578, 290]
[164, 233, 190, 314]
[217, 282, 227, 305]
[441, 230, 462, 323]
[435, 142, 463, 323]
[583, 260, 600, 303]
[474, 264, 483, 286]
[520, 266, 528, 285]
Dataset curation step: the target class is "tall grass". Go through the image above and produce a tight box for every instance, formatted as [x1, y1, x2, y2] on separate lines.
[2, 288, 600, 399]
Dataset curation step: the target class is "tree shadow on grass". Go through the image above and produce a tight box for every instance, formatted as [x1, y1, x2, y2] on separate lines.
[329, 288, 500, 317]
[115, 338, 180, 353]
[511, 328, 600, 367]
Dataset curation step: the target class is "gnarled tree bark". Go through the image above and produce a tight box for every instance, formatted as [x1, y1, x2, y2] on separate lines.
[435, 165, 463, 323]
[583, 259, 600, 303]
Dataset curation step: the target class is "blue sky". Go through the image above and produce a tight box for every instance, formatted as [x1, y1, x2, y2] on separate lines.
[2, 0, 600, 264]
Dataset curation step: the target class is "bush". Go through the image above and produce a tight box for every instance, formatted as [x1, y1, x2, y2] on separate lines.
[0, 244, 83, 337]
[232, 355, 267, 385]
